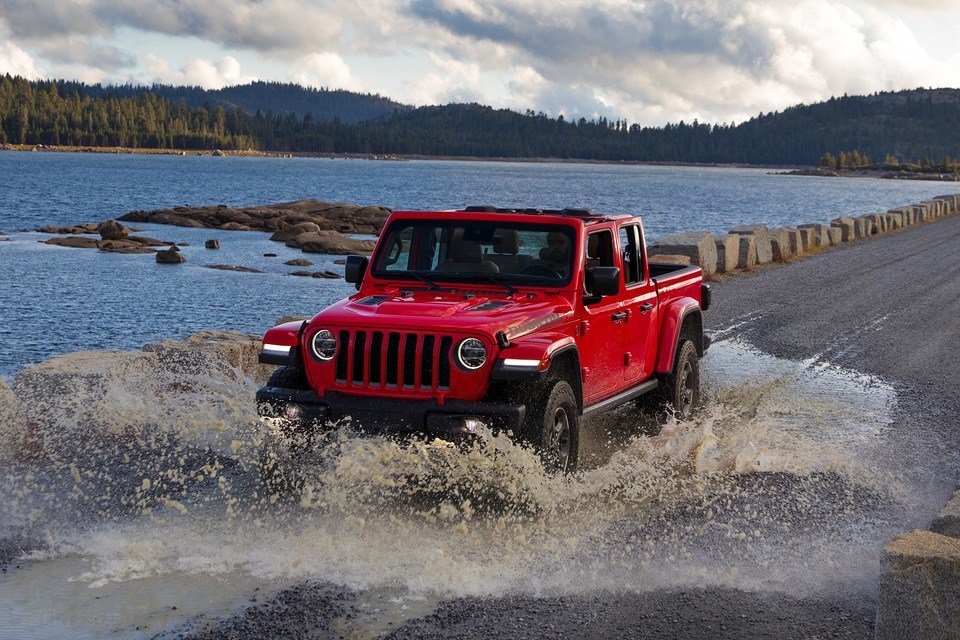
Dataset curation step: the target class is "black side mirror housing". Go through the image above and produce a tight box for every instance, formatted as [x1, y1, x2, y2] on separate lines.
[344, 255, 369, 287]
[584, 266, 621, 304]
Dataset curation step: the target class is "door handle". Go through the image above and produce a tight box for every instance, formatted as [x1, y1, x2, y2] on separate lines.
[640, 303, 654, 313]
[611, 311, 628, 322]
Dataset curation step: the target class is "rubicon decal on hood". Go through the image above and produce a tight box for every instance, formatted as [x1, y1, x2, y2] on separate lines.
[504, 311, 570, 342]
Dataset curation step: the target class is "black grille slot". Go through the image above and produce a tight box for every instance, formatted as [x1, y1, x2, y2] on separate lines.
[403, 334, 418, 388]
[369, 332, 383, 386]
[420, 335, 435, 388]
[385, 333, 400, 386]
[335, 330, 350, 382]
[351, 331, 366, 383]
[438, 336, 453, 388]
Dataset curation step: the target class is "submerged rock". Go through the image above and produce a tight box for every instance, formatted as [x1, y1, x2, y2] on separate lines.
[205, 239, 221, 249]
[284, 258, 314, 266]
[156, 248, 186, 264]
[45, 236, 99, 249]
[97, 219, 129, 240]
[205, 264, 263, 273]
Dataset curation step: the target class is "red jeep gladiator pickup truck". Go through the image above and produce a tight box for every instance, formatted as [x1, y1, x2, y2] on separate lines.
[257, 206, 711, 472]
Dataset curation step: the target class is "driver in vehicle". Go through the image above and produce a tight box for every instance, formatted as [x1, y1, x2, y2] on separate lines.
[534, 232, 572, 276]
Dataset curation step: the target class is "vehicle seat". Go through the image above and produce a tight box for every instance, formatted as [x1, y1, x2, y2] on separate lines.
[485, 230, 533, 274]
[585, 233, 602, 270]
[436, 237, 499, 273]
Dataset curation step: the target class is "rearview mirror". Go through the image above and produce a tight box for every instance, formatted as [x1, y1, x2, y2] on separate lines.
[344, 255, 369, 287]
[585, 266, 620, 303]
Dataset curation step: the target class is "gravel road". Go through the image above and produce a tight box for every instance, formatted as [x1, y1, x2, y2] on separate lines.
[183, 215, 960, 639]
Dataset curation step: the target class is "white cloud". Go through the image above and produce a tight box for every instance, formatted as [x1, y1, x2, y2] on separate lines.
[402, 53, 484, 105]
[0, 40, 43, 78]
[145, 54, 257, 89]
[292, 52, 361, 91]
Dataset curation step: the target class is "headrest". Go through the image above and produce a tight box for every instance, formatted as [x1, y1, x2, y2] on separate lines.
[587, 234, 601, 258]
[539, 247, 551, 260]
[493, 229, 520, 255]
[450, 237, 482, 263]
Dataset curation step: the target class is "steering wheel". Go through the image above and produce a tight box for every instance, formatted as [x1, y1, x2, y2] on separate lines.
[520, 263, 562, 279]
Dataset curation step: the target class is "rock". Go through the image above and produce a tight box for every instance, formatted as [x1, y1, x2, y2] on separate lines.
[127, 236, 167, 247]
[311, 270, 341, 279]
[284, 259, 314, 266]
[205, 239, 220, 250]
[866, 214, 887, 234]
[333, 259, 347, 265]
[263, 253, 278, 257]
[156, 248, 186, 264]
[729, 225, 773, 264]
[169, 245, 181, 251]
[220, 222, 253, 231]
[714, 234, 741, 273]
[97, 239, 156, 254]
[932, 491, 960, 538]
[830, 217, 856, 242]
[857, 216, 876, 236]
[270, 221, 322, 243]
[38, 223, 99, 234]
[733, 235, 756, 270]
[798, 223, 832, 248]
[876, 530, 960, 640]
[118, 199, 391, 236]
[785, 228, 803, 254]
[294, 230, 377, 255]
[45, 236, 99, 249]
[275, 315, 309, 326]
[290, 270, 313, 277]
[827, 227, 843, 245]
[647, 254, 691, 266]
[769, 228, 795, 262]
[212, 149, 225, 156]
[795, 226, 814, 250]
[648, 231, 718, 276]
[205, 265, 263, 273]
[96, 219, 129, 240]
[912, 204, 929, 223]
[0, 380, 25, 461]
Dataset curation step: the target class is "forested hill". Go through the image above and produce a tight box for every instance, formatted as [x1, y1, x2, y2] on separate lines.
[41, 79, 408, 123]
[2, 74, 960, 165]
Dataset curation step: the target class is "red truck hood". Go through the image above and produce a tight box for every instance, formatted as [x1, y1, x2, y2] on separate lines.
[310, 288, 574, 340]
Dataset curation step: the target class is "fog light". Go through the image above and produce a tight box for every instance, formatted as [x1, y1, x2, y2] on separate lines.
[283, 405, 303, 420]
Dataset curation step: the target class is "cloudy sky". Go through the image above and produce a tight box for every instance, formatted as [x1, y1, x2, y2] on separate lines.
[1, 0, 959, 125]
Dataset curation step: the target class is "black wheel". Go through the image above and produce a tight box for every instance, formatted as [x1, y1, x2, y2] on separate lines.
[523, 379, 580, 473]
[660, 339, 700, 420]
[266, 366, 309, 390]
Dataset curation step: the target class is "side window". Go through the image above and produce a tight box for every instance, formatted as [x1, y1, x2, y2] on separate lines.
[584, 230, 614, 294]
[380, 226, 414, 271]
[619, 225, 641, 285]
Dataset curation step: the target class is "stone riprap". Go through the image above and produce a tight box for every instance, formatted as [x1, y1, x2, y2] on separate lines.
[729, 224, 774, 264]
[714, 234, 741, 272]
[769, 228, 795, 262]
[647, 232, 718, 276]
[831, 217, 857, 242]
[647, 254, 691, 266]
[932, 491, 960, 538]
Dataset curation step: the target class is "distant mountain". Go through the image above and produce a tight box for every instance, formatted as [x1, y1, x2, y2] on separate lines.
[2, 74, 960, 165]
[44, 79, 409, 124]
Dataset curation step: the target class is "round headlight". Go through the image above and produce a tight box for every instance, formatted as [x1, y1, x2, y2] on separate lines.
[310, 329, 337, 361]
[456, 338, 487, 370]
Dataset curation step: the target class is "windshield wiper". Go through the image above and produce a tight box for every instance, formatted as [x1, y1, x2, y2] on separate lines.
[408, 272, 440, 290]
[467, 273, 519, 294]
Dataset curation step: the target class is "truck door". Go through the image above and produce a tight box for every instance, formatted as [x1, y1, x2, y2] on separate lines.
[619, 223, 659, 383]
[579, 229, 625, 404]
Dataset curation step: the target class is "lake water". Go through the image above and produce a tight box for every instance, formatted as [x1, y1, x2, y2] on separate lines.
[1, 150, 956, 377]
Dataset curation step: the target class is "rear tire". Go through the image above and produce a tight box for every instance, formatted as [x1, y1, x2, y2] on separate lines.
[523, 379, 580, 473]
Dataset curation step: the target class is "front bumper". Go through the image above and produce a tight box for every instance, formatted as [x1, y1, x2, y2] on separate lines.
[256, 386, 526, 439]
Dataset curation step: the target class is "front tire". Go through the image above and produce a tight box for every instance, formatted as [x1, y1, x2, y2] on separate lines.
[524, 379, 580, 473]
[660, 339, 700, 420]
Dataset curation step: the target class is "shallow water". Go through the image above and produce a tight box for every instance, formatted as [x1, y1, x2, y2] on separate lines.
[2, 150, 958, 376]
[0, 337, 915, 638]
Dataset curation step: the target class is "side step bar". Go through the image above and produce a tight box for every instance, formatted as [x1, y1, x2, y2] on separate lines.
[582, 379, 659, 416]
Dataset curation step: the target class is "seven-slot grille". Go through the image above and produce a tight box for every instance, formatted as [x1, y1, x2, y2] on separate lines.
[334, 330, 455, 390]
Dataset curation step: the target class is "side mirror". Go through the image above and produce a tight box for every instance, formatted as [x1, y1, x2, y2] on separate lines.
[584, 266, 620, 303]
[344, 255, 369, 287]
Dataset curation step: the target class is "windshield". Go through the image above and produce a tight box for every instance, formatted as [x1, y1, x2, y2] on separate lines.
[372, 220, 576, 287]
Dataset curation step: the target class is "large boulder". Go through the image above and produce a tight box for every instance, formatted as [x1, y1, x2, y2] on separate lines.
[143, 330, 272, 386]
[827, 226, 843, 245]
[932, 491, 960, 538]
[290, 230, 377, 255]
[96, 219, 129, 240]
[648, 231, 718, 276]
[831, 217, 857, 242]
[714, 234, 741, 273]
[866, 214, 886, 234]
[769, 228, 795, 262]
[97, 239, 156, 254]
[798, 223, 833, 248]
[270, 222, 321, 243]
[205, 239, 220, 250]
[156, 248, 186, 264]
[876, 530, 960, 640]
[0, 380, 25, 461]
[729, 225, 773, 264]
[647, 254, 690, 266]
[733, 235, 757, 270]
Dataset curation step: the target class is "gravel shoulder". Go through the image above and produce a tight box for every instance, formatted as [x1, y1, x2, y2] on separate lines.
[187, 216, 960, 639]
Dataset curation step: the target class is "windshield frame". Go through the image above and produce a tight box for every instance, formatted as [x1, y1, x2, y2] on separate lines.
[369, 218, 579, 288]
